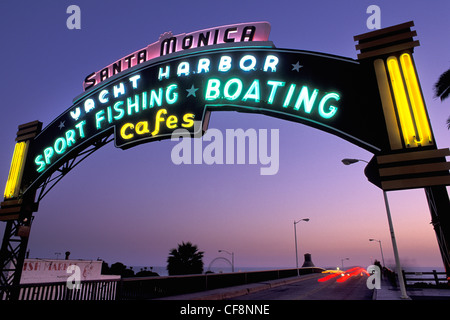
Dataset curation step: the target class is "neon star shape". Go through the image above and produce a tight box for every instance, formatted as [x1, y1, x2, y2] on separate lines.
[291, 61, 303, 72]
[186, 84, 199, 97]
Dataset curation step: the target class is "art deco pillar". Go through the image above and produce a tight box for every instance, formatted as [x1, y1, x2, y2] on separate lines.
[0, 120, 41, 300]
[355, 21, 450, 279]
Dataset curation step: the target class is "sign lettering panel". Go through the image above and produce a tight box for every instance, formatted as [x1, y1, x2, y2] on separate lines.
[23, 45, 388, 194]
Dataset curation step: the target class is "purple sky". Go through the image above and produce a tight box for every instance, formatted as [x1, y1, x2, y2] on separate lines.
[1, 0, 449, 271]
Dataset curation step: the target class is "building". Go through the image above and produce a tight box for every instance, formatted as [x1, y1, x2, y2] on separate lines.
[20, 258, 120, 284]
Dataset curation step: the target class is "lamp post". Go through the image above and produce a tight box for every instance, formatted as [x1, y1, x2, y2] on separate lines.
[369, 238, 386, 268]
[218, 249, 234, 273]
[294, 218, 309, 276]
[342, 158, 409, 299]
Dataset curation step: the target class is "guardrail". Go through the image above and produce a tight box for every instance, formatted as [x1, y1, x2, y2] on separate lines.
[402, 269, 449, 287]
[1, 267, 324, 300]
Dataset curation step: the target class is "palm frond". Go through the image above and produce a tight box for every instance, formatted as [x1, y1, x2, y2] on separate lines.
[434, 68, 450, 101]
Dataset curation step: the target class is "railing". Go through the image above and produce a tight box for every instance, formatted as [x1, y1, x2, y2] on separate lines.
[1, 279, 118, 300]
[117, 267, 324, 300]
[1, 267, 324, 300]
[402, 270, 449, 287]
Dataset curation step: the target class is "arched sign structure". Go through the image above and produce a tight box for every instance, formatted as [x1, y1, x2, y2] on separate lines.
[26, 46, 389, 192]
[1, 21, 449, 299]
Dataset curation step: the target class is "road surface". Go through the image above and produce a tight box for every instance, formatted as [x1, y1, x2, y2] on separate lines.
[229, 272, 373, 300]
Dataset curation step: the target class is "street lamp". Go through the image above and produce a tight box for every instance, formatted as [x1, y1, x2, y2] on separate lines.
[369, 238, 386, 268]
[218, 249, 234, 273]
[341, 257, 349, 269]
[342, 157, 409, 299]
[294, 218, 309, 276]
[341, 158, 368, 165]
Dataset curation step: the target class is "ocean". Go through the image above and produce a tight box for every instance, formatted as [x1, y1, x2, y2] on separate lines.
[131, 266, 290, 277]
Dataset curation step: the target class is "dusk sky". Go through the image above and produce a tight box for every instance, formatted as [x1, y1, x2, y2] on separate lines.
[1, 0, 449, 273]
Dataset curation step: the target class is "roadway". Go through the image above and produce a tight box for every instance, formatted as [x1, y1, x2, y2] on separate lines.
[159, 271, 374, 301]
[228, 273, 373, 300]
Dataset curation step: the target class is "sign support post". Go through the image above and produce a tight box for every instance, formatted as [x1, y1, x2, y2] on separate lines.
[0, 121, 41, 300]
[424, 186, 450, 279]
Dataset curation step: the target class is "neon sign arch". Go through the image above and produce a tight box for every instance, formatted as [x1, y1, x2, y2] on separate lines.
[22, 44, 391, 196]
[1, 21, 450, 299]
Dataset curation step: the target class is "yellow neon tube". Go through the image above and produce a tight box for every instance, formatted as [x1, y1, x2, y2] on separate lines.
[400, 53, 432, 145]
[387, 56, 417, 147]
[4, 141, 29, 199]
[373, 59, 403, 150]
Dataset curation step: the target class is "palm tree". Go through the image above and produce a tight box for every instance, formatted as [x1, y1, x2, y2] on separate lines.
[434, 68, 450, 128]
[167, 241, 204, 275]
